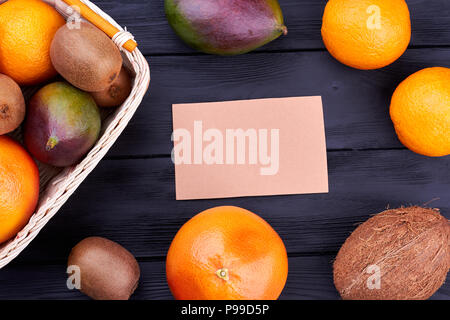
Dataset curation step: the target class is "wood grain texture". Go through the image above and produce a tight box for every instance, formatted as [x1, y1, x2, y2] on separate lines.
[0, 256, 448, 300]
[7, 149, 449, 265]
[0, 0, 449, 301]
[107, 48, 450, 157]
[93, 0, 450, 55]
[0, 257, 344, 300]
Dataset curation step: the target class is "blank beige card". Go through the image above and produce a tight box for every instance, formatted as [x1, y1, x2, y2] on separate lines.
[172, 96, 328, 200]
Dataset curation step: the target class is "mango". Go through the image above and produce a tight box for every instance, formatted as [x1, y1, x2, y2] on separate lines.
[24, 82, 101, 167]
[165, 0, 287, 55]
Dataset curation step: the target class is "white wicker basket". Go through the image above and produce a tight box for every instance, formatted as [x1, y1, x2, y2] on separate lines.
[0, 0, 150, 268]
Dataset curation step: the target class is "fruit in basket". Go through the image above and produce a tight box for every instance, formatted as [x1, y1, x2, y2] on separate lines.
[0, 136, 39, 244]
[50, 21, 123, 92]
[165, 0, 287, 55]
[334, 206, 450, 300]
[166, 206, 288, 300]
[0, 74, 25, 135]
[68, 237, 140, 300]
[0, 0, 65, 85]
[24, 82, 101, 167]
[390, 67, 450, 157]
[321, 0, 411, 70]
[91, 67, 132, 107]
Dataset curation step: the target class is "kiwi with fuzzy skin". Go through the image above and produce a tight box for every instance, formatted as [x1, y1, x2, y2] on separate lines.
[90, 67, 132, 107]
[0, 74, 25, 135]
[334, 206, 450, 300]
[50, 22, 122, 92]
[68, 237, 140, 300]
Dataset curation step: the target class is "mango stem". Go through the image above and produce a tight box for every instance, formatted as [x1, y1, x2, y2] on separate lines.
[46, 136, 59, 151]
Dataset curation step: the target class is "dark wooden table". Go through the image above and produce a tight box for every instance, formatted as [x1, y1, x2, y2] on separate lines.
[0, 0, 449, 300]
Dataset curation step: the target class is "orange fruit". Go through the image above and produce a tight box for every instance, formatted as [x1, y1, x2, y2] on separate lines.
[166, 206, 288, 300]
[0, 136, 39, 244]
[0, 0, 65, 85]
[390, 67, 450, 157]
[321, 0, 411, 70]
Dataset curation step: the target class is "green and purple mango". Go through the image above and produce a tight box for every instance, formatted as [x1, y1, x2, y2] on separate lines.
[24, 82, 101, 167]
[165, 0, 287, 55]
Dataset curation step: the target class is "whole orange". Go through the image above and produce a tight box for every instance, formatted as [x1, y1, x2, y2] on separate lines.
[0, 0, 65, 85]
[0, 136, 39, 244]
[166, 206, 288, 300]
[321, 0, 411, 70]
[390, 67, 450, 157]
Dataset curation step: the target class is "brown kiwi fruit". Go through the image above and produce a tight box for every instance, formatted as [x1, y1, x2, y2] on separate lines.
[0, 74, 25, 135]
[50, 22, 123, 92]
[90, 67, 132, 107]
[68, 237, 140, 300]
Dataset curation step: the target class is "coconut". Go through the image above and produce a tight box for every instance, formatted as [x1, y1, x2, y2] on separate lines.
[334, 206, 450, 300]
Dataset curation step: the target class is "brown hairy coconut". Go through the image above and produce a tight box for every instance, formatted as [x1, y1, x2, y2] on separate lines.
[334, 206, 450, 300]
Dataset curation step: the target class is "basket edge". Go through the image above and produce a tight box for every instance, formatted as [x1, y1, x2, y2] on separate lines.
[0, 0, 151, 269]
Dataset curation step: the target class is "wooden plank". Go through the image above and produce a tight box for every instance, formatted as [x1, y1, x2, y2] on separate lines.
[0, 256, 448, 300]
[93, 0, 450, 55]
[8, 149, 449, 264]
[2, 0, 448, 302]
[107, 48, 450, 157]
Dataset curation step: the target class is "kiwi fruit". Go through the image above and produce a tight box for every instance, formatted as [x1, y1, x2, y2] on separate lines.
[334, 206, 450, 300]
[90, 67, 132, 107]
[0, 74, 25, 135]
[50, 22, 123, 92]
[68, 237, 140, 300]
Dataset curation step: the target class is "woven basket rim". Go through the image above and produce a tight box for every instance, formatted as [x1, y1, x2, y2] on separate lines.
[0, 0, 150, 269]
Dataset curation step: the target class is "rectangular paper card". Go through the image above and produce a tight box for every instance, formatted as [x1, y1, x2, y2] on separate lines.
[172, 96, 328, 200]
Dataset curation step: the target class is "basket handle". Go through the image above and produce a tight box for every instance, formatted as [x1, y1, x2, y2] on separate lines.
[60, 0, 138, 52]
